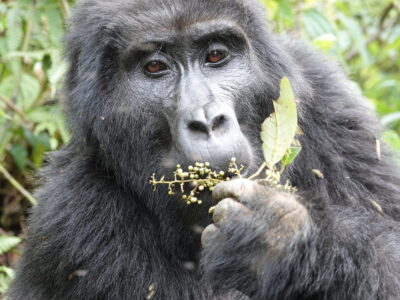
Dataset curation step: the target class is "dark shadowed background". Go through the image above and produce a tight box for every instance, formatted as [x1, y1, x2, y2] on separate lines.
[0, 0, 399, 294]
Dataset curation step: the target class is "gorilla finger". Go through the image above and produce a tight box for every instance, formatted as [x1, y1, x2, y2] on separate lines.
[212, 179, 255, 203]
[201, 224, 220, 247]
[212, 198, 252, 226]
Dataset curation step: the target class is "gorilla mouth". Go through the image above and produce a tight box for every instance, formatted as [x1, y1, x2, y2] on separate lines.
[162, 133, 253, 177]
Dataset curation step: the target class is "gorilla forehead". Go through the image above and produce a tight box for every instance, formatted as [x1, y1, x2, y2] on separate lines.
[70, 0, 267, 47]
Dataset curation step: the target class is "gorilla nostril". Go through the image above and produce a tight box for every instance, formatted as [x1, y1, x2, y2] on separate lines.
[212, 115, 226, 131]
[188, 120, 209, 134]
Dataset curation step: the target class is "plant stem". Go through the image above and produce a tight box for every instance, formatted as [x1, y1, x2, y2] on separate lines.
[21, 2, 35, 52]
[0, 164, 37, 206]
[248, 162, 267, 180]
[0, 95, 33, 128]
[59, 0, 71, 18]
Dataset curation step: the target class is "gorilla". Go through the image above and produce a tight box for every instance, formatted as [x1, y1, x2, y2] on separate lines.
[9, 0, 400, 299]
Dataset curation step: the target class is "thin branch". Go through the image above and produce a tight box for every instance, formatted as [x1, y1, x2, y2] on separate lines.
[0, 95, 29, 122]
[0, 94, 32, 125]
[248, 163, 267, 180]
[59, 0, 71, 19]
[21, 2, 36, 52]
[0, 164, 37, 206]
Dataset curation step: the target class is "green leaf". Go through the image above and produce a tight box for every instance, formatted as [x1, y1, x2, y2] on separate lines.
[0, 265, 15, 294]
[23, 129, 51, 167]
[47, 50, 67, 97]
[0, 3, 6, 15]
[4, 50, 50, 60]
[10, 144, 28, 171]
[302, 9, 335, 39]
[19, 73, 41, 110]
[382, 130, 400, 152]
[0, 236, 22, 255]
[45, 8, 64, 46]
[278, 0, 294, 21]
[312, 34, 336, 51]
[0, 75, 17, 99]
[0, 38, 7, 57]
[337, 13, 371, 64]
[281, 146, 302, 167]
[6, 8, 23, 51]
[261, 77, 298, 169]
[381, 112, 400, 127]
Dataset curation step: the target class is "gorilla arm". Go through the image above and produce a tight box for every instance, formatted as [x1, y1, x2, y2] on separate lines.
[8, 157, 215, 300]
[201, 179, 400, 299]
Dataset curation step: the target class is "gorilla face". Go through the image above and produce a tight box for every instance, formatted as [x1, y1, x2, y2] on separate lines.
[65, 0, 296, 187]
[124, 20, 256, 171]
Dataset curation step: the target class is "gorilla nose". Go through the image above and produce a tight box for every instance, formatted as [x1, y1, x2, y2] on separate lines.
[185, 106, 230, 136]
[187, 114, 227, 135]
[177, 105, 251, 168]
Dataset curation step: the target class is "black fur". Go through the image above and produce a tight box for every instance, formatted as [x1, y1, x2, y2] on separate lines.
[9, 0, 400, 299]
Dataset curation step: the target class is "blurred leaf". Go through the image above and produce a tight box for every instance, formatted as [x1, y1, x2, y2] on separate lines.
[302, 9, 335, 39]
[312, 34, 336, 51]
[6, 8, 23, 51]
[381, 112, 400, 127]
[0, 265, 15, 294]
[337, 13, 372, 64]
[382, 130, 400, 152]
[5, 50, 50, 60]
[24, 128, 51, 148]
[0, 75, 17, 99]
[0, 235, 22, 255]
[19, 73, 41, 109]
[277, 0, 294, 21]
[46, 8, 64, 45]
[10, 144, 28, 171]
[47, 50, 67, 97]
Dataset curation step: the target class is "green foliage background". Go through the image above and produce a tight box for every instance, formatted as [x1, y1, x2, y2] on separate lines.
[0, 0, 399, 293]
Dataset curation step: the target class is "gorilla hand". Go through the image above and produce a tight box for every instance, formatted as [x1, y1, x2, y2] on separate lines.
[201, 179, 313, 296]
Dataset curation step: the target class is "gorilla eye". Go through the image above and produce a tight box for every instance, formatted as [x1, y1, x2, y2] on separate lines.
[206, 50, 227, 64]
[144, 61, 168, 74]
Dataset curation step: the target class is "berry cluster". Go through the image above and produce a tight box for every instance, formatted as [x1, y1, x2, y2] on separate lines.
[149, 158, 243, 205]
